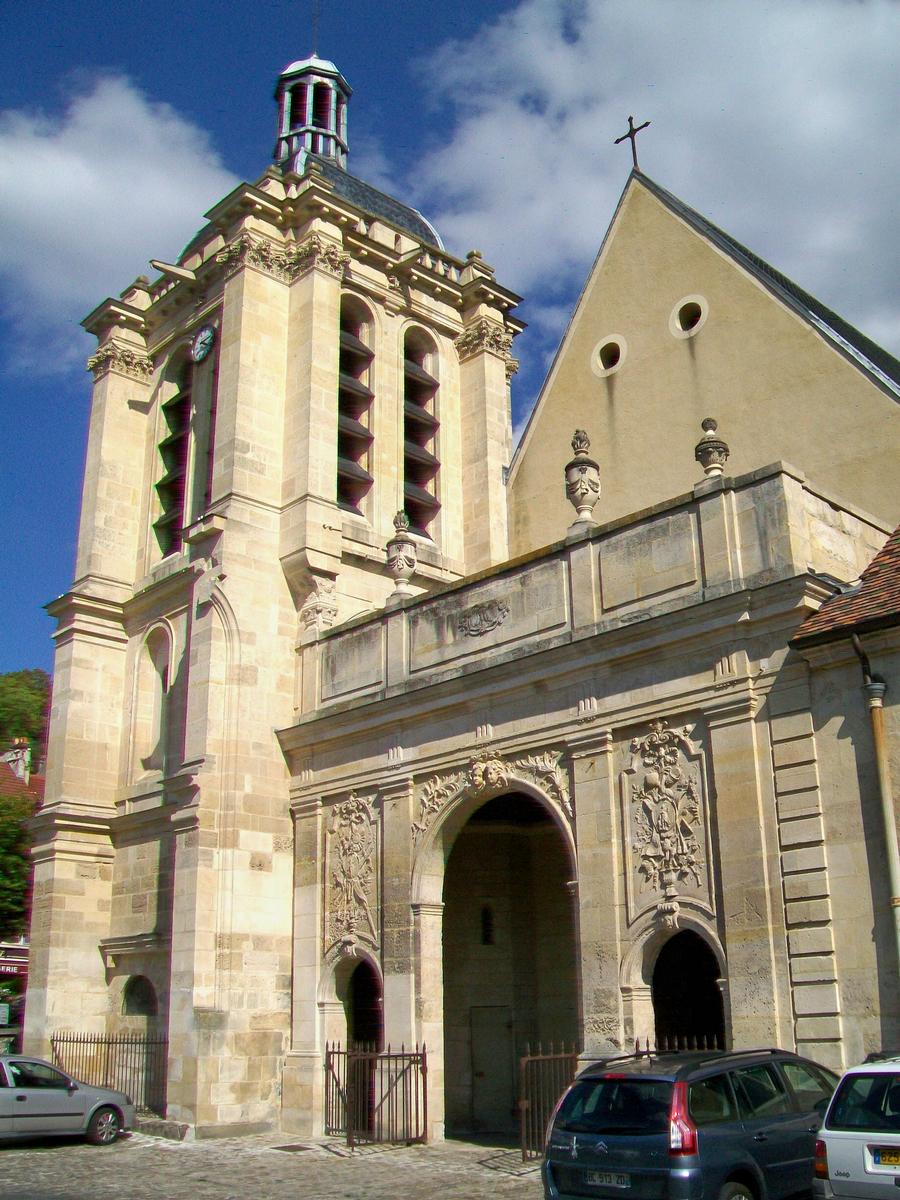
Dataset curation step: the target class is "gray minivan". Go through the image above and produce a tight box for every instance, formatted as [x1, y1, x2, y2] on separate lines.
[543, 1048, 838, 1200]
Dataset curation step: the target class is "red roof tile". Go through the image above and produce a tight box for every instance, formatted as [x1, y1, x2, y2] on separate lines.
[0, 761, 42, 805]
[793, 524, 900, 645]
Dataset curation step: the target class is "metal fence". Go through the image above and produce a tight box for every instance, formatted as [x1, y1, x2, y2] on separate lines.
[518, 1042, 580, 1161]
[325, 1042, 427, 1148]
[50, 1032, 168, 1115]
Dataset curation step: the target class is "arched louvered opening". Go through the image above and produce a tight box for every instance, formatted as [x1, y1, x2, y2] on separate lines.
[337, 297, 375, 515]
[403, 328, 440, 536]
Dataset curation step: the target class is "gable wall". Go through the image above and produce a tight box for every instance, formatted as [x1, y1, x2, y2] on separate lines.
[508, 182, 899, 556]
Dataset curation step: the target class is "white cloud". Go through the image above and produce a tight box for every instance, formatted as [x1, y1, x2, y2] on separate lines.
[410, 0, 900, 398]
[0, 76, 237, 373]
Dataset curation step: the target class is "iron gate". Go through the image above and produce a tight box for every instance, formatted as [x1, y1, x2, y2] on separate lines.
[324, 1042, 427, 1148]
[50, 1032, 168, 1115]
[518, 1042, 580, 1161]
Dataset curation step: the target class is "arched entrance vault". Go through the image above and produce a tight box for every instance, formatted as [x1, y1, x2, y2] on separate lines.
[411, 777, 580, 1139]
[317, 947, 384, 1050]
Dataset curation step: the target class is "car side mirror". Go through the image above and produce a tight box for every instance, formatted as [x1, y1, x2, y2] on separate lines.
[67, 1081, 79, 1093]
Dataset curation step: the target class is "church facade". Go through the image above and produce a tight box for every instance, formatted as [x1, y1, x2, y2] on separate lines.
[25, 56, 900, 1139]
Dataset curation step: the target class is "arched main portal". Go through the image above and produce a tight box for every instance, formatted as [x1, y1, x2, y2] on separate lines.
[442, 791, 578, 1136]
[652, 929, 725, 1049]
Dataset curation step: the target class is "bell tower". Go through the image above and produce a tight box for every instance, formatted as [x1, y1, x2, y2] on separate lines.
[274, 55, 351, 172]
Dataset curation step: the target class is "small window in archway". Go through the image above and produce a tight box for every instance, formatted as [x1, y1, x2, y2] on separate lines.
[123, 975, 158, 1017]
[480, 905, 495, 946]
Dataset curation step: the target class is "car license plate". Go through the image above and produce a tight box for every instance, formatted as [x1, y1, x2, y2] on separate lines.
[873, 1149, 900, 1167]
[585, 1170, 631, 1188]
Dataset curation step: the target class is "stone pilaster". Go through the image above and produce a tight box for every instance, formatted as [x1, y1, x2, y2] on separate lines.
[379, 777, 416, 1046]
[413, 901, 445, 1140]
[567, 728, 623, 1058]
[282, 794, 325, 1134]
[706, 693, 789, 1048]
[455, 308, 514, 572]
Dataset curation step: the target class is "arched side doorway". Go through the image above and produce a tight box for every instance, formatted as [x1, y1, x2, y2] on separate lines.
[347, 958, 384, 1049]
[652, 929, 725, 1049]
[441, 792, 578, 1136]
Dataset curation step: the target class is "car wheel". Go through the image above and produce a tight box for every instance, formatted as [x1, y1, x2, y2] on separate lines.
[719, 1183, 756, 1200]
[86, 1105, 121, 1145]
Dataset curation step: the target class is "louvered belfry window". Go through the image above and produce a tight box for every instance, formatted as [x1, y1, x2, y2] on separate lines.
[336, 299, 374, 514]
[403, 330, 440, 535]
[154, 364, 191, 555]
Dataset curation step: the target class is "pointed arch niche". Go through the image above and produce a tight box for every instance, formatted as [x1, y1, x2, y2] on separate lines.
[131, 624, 173, 780]
[411, 763, 579, 1138]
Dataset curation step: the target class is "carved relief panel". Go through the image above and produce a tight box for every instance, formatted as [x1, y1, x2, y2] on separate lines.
[324, 792, 380, 958]
[619, 719, 714, 930]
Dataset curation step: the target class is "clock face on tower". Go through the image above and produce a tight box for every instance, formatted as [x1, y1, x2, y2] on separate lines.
[191, 325, 216, 363]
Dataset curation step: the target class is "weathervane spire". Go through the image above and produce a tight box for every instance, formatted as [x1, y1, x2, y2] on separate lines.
[614, 115, 651, 172]
[311, 0, 321, 55]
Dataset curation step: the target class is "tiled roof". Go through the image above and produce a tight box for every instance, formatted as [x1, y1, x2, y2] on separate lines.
[0, 762, 42, 805]
[306, 154, 443, 248]
[792, 525, 900, 645]
[638, 173, 900, 396]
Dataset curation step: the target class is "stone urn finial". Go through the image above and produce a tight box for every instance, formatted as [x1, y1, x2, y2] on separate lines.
[386, 511, 417, 597]
[694, 418, 730, 478]
[564, 430, 601, 529]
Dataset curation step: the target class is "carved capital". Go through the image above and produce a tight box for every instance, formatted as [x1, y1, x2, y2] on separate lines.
[86, 342, 153, 382]
[455, 317, 513, 362]
[288, 232, 351, 280]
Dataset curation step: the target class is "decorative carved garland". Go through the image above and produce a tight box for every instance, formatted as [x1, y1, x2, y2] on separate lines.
[411, 747, 572, 843]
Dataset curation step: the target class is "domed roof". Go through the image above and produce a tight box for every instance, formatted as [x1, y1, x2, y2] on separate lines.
[278, 55, 350, 89]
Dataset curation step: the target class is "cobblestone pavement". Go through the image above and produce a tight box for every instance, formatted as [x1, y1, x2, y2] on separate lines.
[0, 1131, 545, 1199]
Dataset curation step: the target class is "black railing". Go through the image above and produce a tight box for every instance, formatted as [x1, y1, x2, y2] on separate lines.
[50, 1032, 167, 1115]
[518, 1042, 581, 1161]
[325, 1042, 427, 1148]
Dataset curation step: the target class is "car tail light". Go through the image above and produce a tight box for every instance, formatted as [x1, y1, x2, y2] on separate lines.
[814, 1139, 829, 1179]
[669, 1081, 698, 1156]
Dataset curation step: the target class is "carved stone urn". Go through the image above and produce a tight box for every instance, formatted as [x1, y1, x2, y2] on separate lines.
[386, 511, 417, 597]
[564, 429, 601, 528]
[694, 418, 730, 478]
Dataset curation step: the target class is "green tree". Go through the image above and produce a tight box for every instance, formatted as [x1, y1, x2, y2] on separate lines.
[0, 669, 50, 755]
[0, 793, 32, 940]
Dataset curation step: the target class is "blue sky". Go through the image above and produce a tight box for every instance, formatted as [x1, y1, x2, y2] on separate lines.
[1, 0, 898, 673]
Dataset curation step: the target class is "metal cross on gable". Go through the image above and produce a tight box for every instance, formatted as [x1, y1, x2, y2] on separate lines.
[614, 115, 651, 171]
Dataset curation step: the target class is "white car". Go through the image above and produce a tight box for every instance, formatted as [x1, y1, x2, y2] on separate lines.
[814, 1054, 900, 1199]
[0, 1054, 135, 1144]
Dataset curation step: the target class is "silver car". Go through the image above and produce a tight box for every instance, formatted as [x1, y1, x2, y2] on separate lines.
[815, 1054, 900, 1199]
[0, 1055, 135, 1144]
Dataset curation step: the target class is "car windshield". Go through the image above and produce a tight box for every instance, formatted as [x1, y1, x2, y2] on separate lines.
[554, 1076, 672, 1134]
[826, 1073, 900, 1132]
